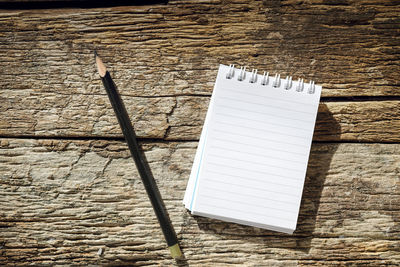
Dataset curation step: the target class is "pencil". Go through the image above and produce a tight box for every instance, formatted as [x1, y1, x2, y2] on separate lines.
[95, 52, 182, 259]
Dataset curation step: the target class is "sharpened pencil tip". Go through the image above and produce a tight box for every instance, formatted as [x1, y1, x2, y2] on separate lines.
[95, 52, 107, 77]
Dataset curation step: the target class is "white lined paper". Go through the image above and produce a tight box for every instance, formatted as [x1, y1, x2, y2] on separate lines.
[183, 64, 321, 234]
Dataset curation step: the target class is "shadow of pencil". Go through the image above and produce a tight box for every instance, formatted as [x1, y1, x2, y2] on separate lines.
[134, 146, 190, 266]
[190, 103, 340, 253]
[134, 146, 192, 265]
[175, 256, 189, 267]
[108, 142, 189, 265]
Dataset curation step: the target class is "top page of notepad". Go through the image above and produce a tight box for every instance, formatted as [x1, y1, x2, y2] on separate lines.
[189, 64, 321, 233]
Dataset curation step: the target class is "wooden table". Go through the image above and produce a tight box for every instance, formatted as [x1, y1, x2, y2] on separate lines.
[1, 0, 399, 265]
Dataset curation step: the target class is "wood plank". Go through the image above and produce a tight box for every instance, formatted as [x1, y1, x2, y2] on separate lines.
[168, 99, 400, 142]
[0, 138, 399, 265]
[1, 91, 400, 142]
[0, 0, 399, 98]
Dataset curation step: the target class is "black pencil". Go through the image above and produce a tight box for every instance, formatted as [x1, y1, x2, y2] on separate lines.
[95, 52, 182, 259]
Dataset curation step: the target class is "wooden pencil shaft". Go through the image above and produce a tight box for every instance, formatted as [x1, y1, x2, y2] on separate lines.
[101, 72, 178, 247]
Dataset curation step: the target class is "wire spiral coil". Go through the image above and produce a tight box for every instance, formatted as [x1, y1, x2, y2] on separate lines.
[225, 64, 316, 94]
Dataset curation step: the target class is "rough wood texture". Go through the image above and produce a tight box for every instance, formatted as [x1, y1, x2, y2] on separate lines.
[1, 139, 399, 265]
[1, 94, 400, 141]
[1, 0, 400, 265]
[0, 0, 399, 98]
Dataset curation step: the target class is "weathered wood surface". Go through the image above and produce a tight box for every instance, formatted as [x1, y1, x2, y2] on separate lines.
[0, 0, 399, 99]
[1, 0, 400, 265]
[2, 93, 400, 141]
[1, 139, 399, 265]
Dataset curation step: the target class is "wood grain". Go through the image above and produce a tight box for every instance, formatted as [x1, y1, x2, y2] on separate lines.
[1, 0, 399, 265]
[0, 139, 399, 265]
[0, 0, 399, 98]
[1, 91, 400, 142]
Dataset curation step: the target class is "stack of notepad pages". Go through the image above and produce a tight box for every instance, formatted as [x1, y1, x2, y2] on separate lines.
[183, 64, 322, 234]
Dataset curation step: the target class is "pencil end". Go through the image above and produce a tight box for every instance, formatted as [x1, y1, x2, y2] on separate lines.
[168, 243, 182, 259]
[95, 51, 107, 77]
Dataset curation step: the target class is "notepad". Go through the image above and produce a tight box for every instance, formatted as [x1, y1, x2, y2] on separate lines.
[183, 64, 322, 234]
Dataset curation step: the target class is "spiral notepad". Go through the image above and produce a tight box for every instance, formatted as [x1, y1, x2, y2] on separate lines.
[183, 64, 322, 234]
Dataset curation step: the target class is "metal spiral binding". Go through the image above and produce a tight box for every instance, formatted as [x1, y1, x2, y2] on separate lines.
[249, 69, 257, 83]
[225, 65, 316, 94]
[237, 66, 247, 81]
[296, 78, 304, 92]
[261, 71, 269, 85]
[272, 74, 280, 88]
[226, 64, 235, 79]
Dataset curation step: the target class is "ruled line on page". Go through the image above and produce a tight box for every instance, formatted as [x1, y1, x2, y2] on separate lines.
[224, 87, 318, 107]
[215, 112, 310, 132]
[202, 178, 300, 198]
[200, 193, 296, 215]
[207, 153, 303, 173]
[201, 193, 295, 214]
[217, 104, 313, 124]
[213, 120, 310, 141]
[212, 137, 308, 156]
[213, 129, 309, 148]
[207, 162, 303, 182]
[204, 178, 299, 201]
[209, 145, 306, 165]
[197, 202, 293, 221]
[218, 96, 315, 115]
[204, 169, 300, 189]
